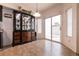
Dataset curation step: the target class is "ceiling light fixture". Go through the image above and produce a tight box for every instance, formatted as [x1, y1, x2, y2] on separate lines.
[33, 3, 41, 17]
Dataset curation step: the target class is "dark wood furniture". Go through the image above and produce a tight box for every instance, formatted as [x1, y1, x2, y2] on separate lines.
[0, 5, 3, 48]
[0, 5, 2, 21]
[0, 32, 3, 48]
[13, 10, 36, 46]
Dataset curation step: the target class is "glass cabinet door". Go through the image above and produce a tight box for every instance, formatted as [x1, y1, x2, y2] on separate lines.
[31, 17, 35, 31]
[22, 14, 31, 31]
[15, 13, 21, 30]
[13, 12, 21, 46]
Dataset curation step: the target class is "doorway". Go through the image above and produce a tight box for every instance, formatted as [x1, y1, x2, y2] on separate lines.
[52, 15, 61, 42]
[45, 15, 61, 42]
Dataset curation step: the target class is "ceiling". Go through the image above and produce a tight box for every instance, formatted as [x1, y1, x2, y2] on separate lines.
[14, 3, 55, 12]
[0, 3, 55, 13]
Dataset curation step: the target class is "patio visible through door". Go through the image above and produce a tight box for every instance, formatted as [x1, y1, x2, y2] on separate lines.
[45, 15, 61, 42]
[52, 15, 61, 42]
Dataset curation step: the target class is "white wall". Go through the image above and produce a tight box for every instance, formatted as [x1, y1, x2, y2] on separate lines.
[77, 4, 79, 54]
[41, 3, 77, 53]
[2, 7, 13, 47]
[62, 4, 77, 53]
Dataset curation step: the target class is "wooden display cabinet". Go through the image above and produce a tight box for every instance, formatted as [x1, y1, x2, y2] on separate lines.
[13, 10, 36, 46]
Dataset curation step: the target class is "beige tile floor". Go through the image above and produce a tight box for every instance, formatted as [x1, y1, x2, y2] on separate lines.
[0, 40, 77, 56]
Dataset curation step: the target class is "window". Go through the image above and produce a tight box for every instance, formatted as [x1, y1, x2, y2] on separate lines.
[45, 18, 51, 39]
[37, 19, 42, 33]
[67, 8, 73, 37]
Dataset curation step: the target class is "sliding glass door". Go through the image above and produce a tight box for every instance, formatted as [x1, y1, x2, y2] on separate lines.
[45, 15, 61, 42]
[52, 15, 61, 42]
[45, 18, 52, 40]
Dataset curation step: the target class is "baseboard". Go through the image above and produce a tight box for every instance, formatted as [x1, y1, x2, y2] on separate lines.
[2, 44, 12, 50]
